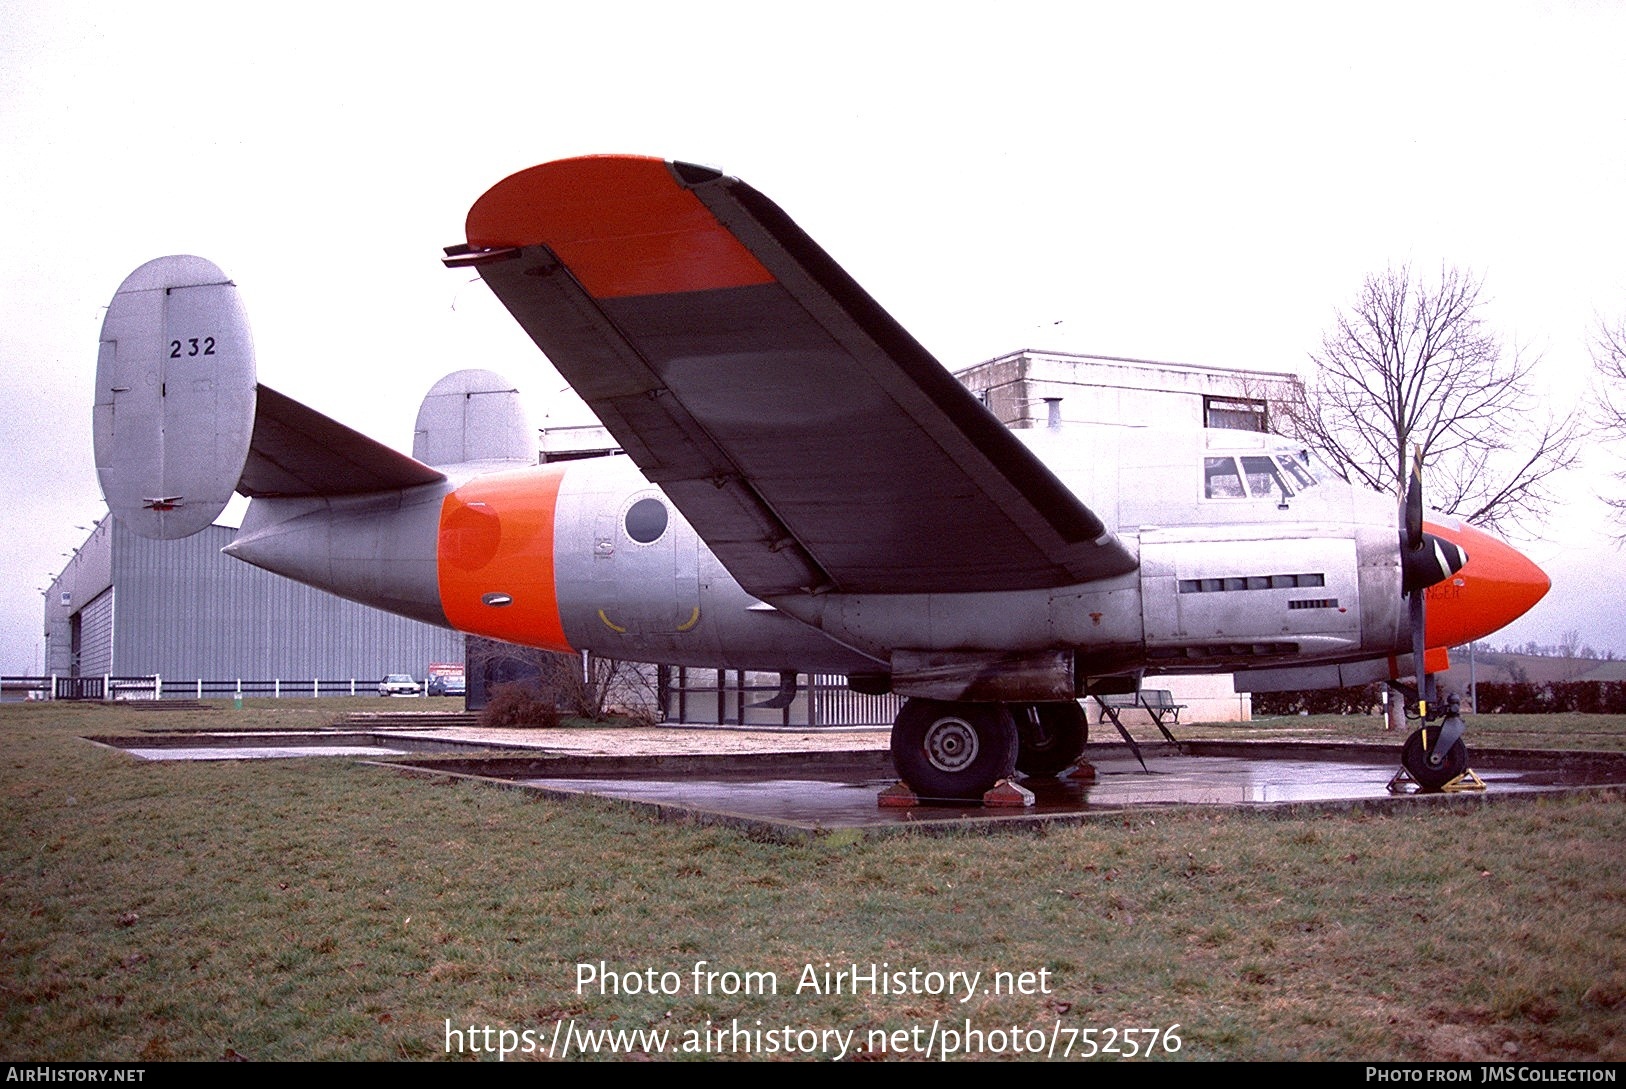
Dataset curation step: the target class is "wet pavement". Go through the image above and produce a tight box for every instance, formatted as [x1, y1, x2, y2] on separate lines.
[99, 730, 462, 762]
[124, 743, 414, 760]
[91, 728, 1626, 836]
[507, 747, 1622, 831]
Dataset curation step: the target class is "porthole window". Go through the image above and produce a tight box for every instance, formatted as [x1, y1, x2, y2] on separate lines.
[624, 497, 668, 544]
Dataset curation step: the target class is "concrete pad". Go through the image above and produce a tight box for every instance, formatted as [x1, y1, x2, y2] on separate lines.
[389, 741, 1626, 837]
[86, 727, 1626, 839]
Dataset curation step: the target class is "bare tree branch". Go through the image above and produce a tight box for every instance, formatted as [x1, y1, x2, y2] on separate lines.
[1590, 313, 1626, 530]
[1272, 264, 1579, 536]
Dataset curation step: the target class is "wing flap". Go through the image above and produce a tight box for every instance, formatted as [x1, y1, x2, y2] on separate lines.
[460, 156, 1137, 596]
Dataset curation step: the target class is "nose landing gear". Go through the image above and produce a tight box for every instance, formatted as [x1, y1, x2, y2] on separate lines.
[1390, 693, 1486, 793]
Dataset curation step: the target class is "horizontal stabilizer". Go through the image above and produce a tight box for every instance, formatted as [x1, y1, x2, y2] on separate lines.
[241, 386, 444, 498]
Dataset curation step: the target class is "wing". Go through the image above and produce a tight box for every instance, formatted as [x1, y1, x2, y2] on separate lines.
[450, 155, 1136, 596]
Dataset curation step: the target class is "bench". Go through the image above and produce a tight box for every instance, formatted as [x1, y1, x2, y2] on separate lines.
[1096, 689, 1187, 728]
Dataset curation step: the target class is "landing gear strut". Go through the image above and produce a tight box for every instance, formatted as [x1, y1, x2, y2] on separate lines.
[1012, 701, 1088, 778]
[1392, 692, 1480, 792]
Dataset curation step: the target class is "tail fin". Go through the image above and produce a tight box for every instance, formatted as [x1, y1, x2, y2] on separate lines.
[94, 256, 257, 539]
[412, 368, 533, 466]
[94, 257, 445, 539]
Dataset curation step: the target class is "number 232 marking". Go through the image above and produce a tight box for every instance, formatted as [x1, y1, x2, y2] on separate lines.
[169, 337, 216, 358]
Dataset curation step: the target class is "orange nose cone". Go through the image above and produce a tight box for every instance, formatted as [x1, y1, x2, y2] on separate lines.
[1422, 518, 1550, 648]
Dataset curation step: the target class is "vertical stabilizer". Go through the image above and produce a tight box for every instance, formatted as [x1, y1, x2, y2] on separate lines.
[412, 368, 533, 466]
[94, 256, 257, 539]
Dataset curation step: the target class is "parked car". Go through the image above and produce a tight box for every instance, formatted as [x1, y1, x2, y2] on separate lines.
[427, 674, 466, 697]
[377, 673, 420, 697]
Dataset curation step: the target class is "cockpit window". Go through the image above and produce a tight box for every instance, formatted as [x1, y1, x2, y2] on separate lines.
[1278, 455, 1317, 490]
[1242, 455, 1293, 499]
[1206, 449, 1324, 500]
[1204, 457, 1245, 498]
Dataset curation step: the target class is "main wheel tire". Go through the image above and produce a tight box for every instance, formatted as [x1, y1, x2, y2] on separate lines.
[890, 699, 1018, 800]
[1014, 701, 1088, 777]
[1400, 727, 1468, 791]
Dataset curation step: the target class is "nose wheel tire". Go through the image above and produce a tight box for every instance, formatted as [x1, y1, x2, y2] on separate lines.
[1400, 726, 1468, 791]
[1013, 701, 1088, 777]
[890, 699, 1018, 800]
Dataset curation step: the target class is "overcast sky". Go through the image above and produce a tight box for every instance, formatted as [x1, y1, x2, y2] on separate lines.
[2, 1, 1622, 673]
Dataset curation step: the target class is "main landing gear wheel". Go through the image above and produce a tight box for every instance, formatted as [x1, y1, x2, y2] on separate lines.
[1013, 701, 1088, 777]
[890, 699, 1017, 800]
[1400, 726, 1468, 791]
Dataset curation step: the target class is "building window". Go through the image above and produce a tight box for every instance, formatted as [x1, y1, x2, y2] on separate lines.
[1205, 396, 1268, 432]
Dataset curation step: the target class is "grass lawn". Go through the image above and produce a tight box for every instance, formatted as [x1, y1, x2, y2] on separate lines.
[2, 701, 1621, 1061]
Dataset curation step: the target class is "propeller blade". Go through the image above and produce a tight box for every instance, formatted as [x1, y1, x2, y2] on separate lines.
[1404, 446, 1424, 552]
[1409, 580, 1433, 716]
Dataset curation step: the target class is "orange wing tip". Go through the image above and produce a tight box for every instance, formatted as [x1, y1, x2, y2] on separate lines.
[463, 155, 774, 299]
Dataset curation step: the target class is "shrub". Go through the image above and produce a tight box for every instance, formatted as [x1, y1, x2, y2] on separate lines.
[478, 682, 561, 729]
[1252, 683, 1385, 717]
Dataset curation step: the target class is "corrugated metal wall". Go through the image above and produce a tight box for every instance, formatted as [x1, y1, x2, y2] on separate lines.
[76, 587, 114, 677]
[44, 518, 116, 676]
[108, 521, 462, 681]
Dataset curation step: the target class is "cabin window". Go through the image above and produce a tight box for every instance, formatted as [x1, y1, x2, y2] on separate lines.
[1241, 455, 1294, 499]
[1206, 453, 1317, 500]
[624, 497, 669, 544]
[1278, 455, 1317, 490]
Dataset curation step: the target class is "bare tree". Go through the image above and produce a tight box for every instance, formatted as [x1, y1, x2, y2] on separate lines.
[1273, 265, 1579, 534]
[1590, 313, 1626, 527]
[467, 636, 659, 722]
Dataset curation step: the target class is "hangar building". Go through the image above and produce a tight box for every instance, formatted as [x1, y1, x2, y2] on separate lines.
[44, 516, 461, 696]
